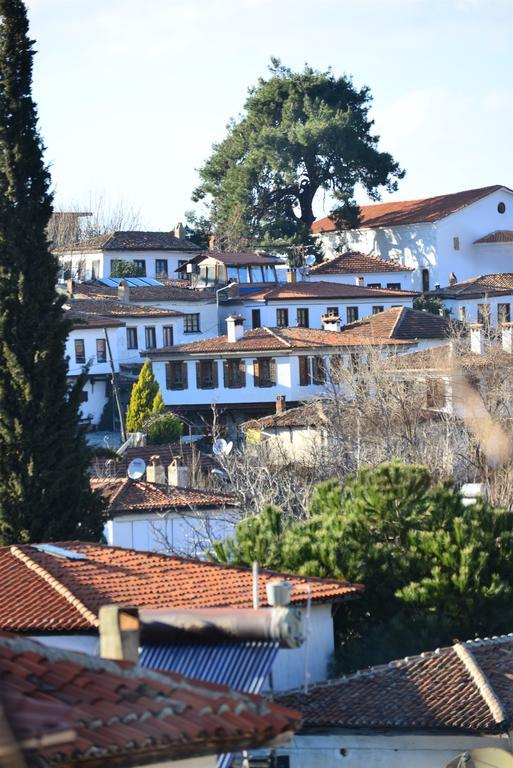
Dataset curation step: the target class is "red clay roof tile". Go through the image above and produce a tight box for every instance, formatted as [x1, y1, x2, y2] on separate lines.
[91, 478, 237, 513]
[310, 251, 413, 275]
[474, 230, 513, 244]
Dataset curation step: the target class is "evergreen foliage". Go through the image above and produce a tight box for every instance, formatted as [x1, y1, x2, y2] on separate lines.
[212, 460, 513, 670]
[413, 294, 446, 316]
[146, 413, 183, 445]
[0, 0, 104, 544]
[193, 59, 404, 246]
[110, 260, 145, 278]
[125, 360, 159, 432]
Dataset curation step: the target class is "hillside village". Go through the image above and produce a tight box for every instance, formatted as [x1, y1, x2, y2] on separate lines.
[1, 1, 513, 768]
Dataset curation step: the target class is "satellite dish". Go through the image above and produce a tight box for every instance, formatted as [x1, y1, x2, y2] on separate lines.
[213, 438, 227, 456]
[225, 440, 233, 455]
[212, 468, 228, 480]
[305, 254, 316, 267]
[127, 457, 146, 480]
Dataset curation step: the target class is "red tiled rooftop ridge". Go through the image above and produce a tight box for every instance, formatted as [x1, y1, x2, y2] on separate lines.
[312, 185, 510, 233]
[0, 542, 362, 632]
[340, 306, 454, 341]
[276, 634, 513, 734]
[247, 280, 417, 301]
[91, 477, 237, 513]
[0, 634, 301, 766]
[310, 251, 413, 275]
[474, 230, 513, 244]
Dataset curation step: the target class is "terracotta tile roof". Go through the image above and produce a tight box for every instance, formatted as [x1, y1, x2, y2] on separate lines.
[388, 343, 513, 372]
[312, 185, 509, 233]
[177, 251, 282, 269]
[1, 634, 301, 766]
[276, 635, 513, 734]
[242, 402, 326, 431]
[92, 443, 217, 477]
[431, 273, 513, 299]
[65, 298, 183, 322]
[91, 478, 237, 514]
[73, 279, 214, 303]
[474, 230, 513, 244]
[248, 280, 417, 301]
[147, 326, 411, 357]
[310, 251, 413, 275]
[0, 543, 362, 632]
[340, 306, 454, 340]
[53, 230, 200, 254]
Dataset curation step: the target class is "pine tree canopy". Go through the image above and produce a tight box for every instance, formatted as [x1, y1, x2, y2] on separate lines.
[192, 59, 404, 246]
[0, 0, 104, 544]
[211, 461, 513, 671]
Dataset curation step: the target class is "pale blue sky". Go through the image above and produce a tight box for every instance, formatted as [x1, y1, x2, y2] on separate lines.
[26, 0, 513, 229]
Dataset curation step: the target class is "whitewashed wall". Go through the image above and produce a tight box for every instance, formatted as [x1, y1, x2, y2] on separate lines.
[306, 270, 413, 290]
[276, 732, 509, 768]
[59, 248, 195, 281]
[249, 426, 328, 465]
[441, 292, 513, 325]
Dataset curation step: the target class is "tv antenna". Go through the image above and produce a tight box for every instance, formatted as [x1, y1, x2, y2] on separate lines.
[127, 457, 146, 480]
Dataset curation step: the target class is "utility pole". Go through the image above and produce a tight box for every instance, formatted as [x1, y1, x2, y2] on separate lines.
[104, 328, 127, 442]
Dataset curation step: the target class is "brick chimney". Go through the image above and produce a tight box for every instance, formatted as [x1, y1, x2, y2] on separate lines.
[208, 234, 216, 252]
[275, 395, 286, 414]
[117, 279, 130, 303]
[226, 314, 244, 343]
[146, 455, 166, 484]
[174, 222, 185, 240]
[321, 313, 341, 332]
[286, 268, 297, 283]
[470, 323, 484, 355]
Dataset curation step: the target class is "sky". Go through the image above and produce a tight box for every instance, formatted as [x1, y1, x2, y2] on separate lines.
[25, 0, 513, 229]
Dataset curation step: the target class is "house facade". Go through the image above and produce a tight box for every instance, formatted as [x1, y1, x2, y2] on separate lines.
[429, 272, 513, 326]
[312, 185, 513, 292]
[306, 250, 414, 290]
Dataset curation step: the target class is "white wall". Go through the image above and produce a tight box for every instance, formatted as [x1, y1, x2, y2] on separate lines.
[442, 293, 513, 325]
[247, 426, 328, 465]
[276, 732, 509, 768]
[59, 248, 195, 281]
[307, 271, 413, 290]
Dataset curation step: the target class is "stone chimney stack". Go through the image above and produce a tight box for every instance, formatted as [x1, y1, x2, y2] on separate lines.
[275, 395, 286, 414]
[502, 323, 513, 353]
[208, 234, 216, 252]
[226, 314, 244, 343]
[117, 279, 130, 303]
[174, 222, 185, 240]
[146, 455, 166, 484]
[355, 276, 364, 286]
[286, 268, 297, 283]
[448, 272, 458, 286]
[470, 323, 484, 355]
[321, 313, 341, 332]
[168, 458, 190, 488]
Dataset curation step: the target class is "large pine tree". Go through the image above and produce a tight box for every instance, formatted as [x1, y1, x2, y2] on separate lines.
[0, 0, 104, 544]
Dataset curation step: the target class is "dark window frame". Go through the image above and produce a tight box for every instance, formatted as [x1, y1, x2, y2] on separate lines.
[252, 309, 261, 329]
[126, 327, 138, 350]
[346, 306, 359, 324]
[166, 361, 188, 390]
[372, 306, 385, 315]
[296, 308, 309, 328]
[196, 359, 218, 389]
[96, 338, 107, 363]
[145, 326, 157, 350]
[276, 308, 289, 328]
[386, 282, 401, 290]
[155, 258, 168, 277]
[74, 339, 85, 365]
[163, 325, 174, 347]
[184, 313, 201, 334]
[498, 303, 511, 325]
[134, 259, 146, 276]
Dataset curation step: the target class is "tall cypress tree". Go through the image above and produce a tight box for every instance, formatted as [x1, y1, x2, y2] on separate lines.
[0, 0, 104, 544]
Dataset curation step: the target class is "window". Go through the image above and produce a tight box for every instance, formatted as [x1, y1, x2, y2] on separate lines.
[80, 390, 89, 403]
[349, 352, 361, 370]
[155, 258, 168, 277]
[372, 306, 384, 314]
[276, 308, 289, 327]
[252, 309, 261, 329]
[326, 306, 338, 316]
[498, 303, 511, 325]
[254, 358, 276, 387]
[166, 362, 188, 390]
[134, 259, 146, 276]
[184, 313, 200, 333]
[477, 303, 491, 327]
[367, 282, 382, 289]
[346, 307, 359, 324]
[126, 327, 138, 350]
[386, 282, 401, 290]
[453, 237, 460, 251]
[177, 259, 188, 279]
[298, 356, 309, 386]
[311, 356, 326, 385]
[74, 339, 85, 364]
[422, 269, 430, 292]
[196, 360, 218, 389]
[459, 306, 466, 321]
[223, 359, 246, 388]
[498, 202, 506, 214]
[96, 338, 107, 363]
[145, 326, 156, 349]
[91, 260, 100, 278]
[297, 308, 309, 328]
[163, 326, 174, 347]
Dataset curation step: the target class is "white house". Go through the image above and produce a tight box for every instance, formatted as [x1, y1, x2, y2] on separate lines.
[307, 250, 414, 290]
[219, 279, 418, 332]
[429, 272, 513, 325]
[274, 635, 513, 768]
[312, 185, 513, 292]
[145, 315, 414, 421]
[54, 226, 200, 281]
[176, 250, 282, 291]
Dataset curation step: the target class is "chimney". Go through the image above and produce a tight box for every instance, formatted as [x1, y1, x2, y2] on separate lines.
[99, 605, 140, 663]
[174, 222, 185, 240]
[448, 272, 458, 286]
[275, 394, 286, 414]
[208, 234, 216, 252]
[226, 314, 244, 343]
[168, 457, 190, 488]
[66, 278, 75, 297]
[117, 279, 130, 303]
[321, 313, 341, 332]
[470, 323, 484, 355]
[146, 455, 166, 484]
[355, 276, 364, 286]
[286, 268, 297, 283]
[502, 323, 513, 353]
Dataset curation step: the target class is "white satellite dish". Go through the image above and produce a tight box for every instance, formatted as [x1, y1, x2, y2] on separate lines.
[305, 254, 316, 267]
[225, 440, 233, 455]
[127, 457, 146, 480]
[212, 438, 227, 456]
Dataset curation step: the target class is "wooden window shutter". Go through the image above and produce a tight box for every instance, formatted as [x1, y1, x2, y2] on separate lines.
[182, 362, 188, 389]
[269, 358, 276, 386]
[165, 363, 172, 390]
[254, 359, 260, 387]
[196, 361, 202, 389]
[239, 360, 246, 387]
[299, 356, 309, 386]
[223, 360, 229, 387]
[212, 360, 218, 388]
